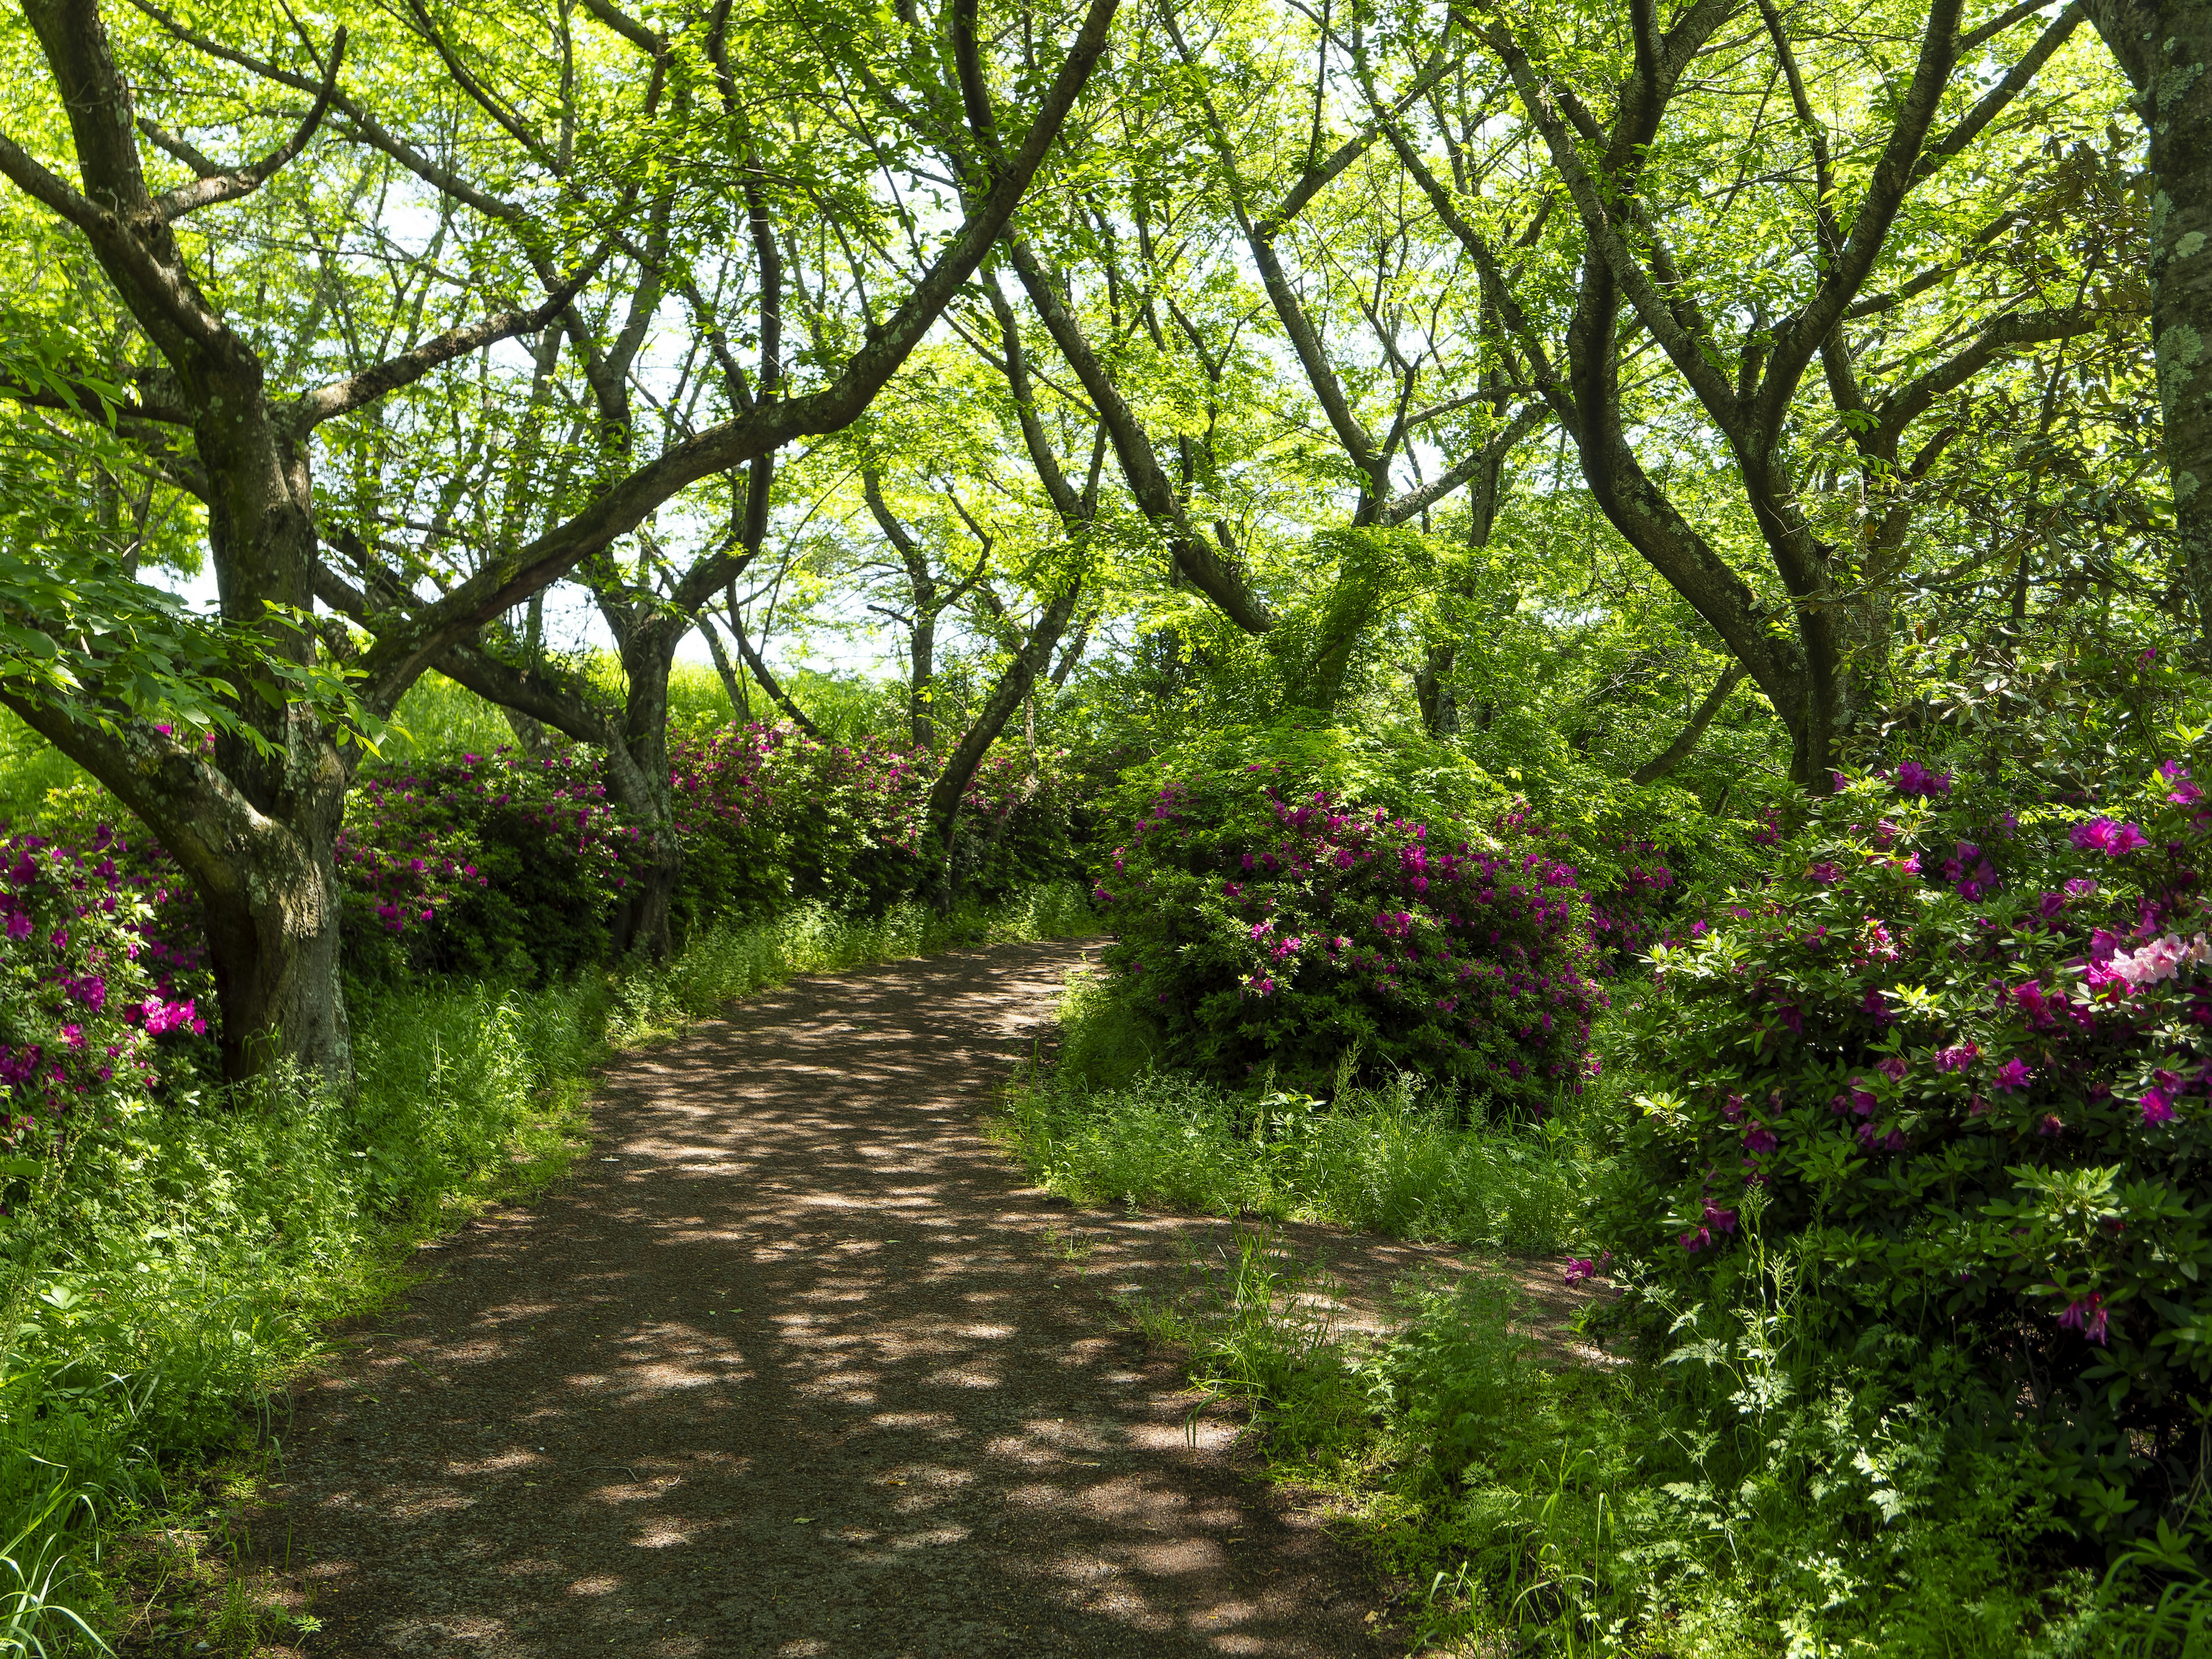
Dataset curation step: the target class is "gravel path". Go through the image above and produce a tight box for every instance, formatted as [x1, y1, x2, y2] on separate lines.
[252, 939, 1468, 1658]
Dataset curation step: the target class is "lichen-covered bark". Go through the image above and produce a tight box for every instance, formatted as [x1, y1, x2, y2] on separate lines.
[2089, 0, 2212, 647]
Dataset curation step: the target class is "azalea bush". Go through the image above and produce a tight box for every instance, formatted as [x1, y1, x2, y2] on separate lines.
[338, 748, 638, 980]
[340, 722, 1085, 980]
[1093, 734, 1601, 1109]
[1608, 755, 2212, 1542]
[0, 826, 210, 1191]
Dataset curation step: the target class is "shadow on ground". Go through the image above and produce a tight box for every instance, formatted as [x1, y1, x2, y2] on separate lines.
[246, 940, 1445, 1658]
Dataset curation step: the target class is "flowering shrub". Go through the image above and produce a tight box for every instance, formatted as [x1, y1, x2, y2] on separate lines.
[1609, 758, 2212, 1537]
[0, 827, 209, 1190]
[1094, 740, 1601, 1109]
[338, 749, 642, 980]
[338, 722, 1083, 980]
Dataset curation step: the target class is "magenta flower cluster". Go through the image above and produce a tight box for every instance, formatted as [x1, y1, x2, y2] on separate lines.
[0, 826, 209, 1175]
[1611, 756, 2212, 1522]
[1097, 767, 1603, 1108]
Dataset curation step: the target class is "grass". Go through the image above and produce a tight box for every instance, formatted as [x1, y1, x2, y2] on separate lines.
[1132, 1219, 2132, 1658]
[0, 882, 1096, 1654]
[995, 971, 1599, 1255]
[381, 660, 910, 764]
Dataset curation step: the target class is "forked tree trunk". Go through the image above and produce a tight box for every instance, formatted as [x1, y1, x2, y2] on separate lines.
[922, 583, 1081, 899]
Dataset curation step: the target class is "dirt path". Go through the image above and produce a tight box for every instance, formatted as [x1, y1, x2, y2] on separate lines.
[248, 940, 1478, 1658]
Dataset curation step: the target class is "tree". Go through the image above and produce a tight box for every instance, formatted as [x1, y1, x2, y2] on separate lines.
[2081, 0, 2212, 656]
[1357, 0, 2132, 785]
[0, 0, 1117, 1077]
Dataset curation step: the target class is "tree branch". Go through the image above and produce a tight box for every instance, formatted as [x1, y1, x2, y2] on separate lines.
[149, 28, 347, 219]
[1630, 662, 1747, 785]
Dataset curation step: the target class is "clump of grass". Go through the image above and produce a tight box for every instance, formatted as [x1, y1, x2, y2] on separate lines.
[998, 974, 1596, 1253]
[0, 882, 1094, 1653]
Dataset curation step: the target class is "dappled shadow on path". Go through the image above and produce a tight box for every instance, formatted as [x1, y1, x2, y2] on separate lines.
[253, 941, 1416, 1658]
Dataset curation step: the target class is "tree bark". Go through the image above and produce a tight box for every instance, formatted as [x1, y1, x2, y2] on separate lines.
[2086, 0, 2212, 651]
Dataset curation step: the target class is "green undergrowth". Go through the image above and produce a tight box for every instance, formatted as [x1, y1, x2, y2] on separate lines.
[1012, 975, 2179, 1653]
[1141, 1225, 2169, 1658]
[996, 972, 1600, 1254]
[0, 884, 1093, 1654]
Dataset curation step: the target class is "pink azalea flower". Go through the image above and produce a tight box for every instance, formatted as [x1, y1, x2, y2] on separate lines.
[1995, 1058, 2033, 1092]
[2058, 1293, 2109, 1344]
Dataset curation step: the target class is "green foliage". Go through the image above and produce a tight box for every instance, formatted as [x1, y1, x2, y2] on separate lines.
[1153, 1234, 2120, 1656]
[1604, 760, 2212, 1551]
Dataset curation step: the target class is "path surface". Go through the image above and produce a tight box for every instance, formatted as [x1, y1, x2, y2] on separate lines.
[252, 940, 1469, 1658]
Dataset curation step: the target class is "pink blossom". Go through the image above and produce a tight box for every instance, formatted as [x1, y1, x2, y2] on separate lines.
[2057, 1293, 2109, 1344]
[2071, 817, 2150, 856]
[1995, 1058, 2033, 1092]
[1933, 1041, 1979, 1073]
[2142, 1088, 2176, 1126]
[2109, 931, 2212, 988]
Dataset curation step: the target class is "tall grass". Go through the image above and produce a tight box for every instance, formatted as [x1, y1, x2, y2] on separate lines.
[0, 884, 1094, 1652]
[997, 975, 1596, 1254]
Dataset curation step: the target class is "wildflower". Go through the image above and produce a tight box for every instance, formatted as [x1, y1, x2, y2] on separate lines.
[1563, 1258, 1597, 1286]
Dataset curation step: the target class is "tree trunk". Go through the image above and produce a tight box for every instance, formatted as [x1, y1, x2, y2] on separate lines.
[922, 583, 1081, 897]
[4, 699, 355, 1085]
[2086, 0, 2212, 651]
[604, 618, 685, 960]
[195, 789, 352, 1084]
